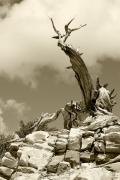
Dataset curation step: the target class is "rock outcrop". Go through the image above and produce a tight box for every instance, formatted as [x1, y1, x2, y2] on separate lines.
[1, 114, 120, 179]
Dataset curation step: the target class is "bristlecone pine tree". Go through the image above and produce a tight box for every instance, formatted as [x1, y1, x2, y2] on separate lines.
[50, 17, 116, 116]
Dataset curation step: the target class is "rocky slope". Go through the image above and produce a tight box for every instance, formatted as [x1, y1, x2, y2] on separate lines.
[1, 114, 120, 179]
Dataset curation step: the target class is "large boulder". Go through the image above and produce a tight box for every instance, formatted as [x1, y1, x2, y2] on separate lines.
[68, 128, 82, 151]
[25, 131, 49, 144]
[0, 166, 13, 177]
[11, 172, 40, 180]
[76, 167, 113, 180]
[105, 141, 120, 153]
[55, 138, 68, 153]
[1, 152, 18, 169]
[17, 146, 53, 170]
[104, 132, 120, 153]
[103, 125, 120, 134]
[47, 155, 64, 173]
[105, 162, 120, 172]
[65, 150, 80, 167]
[55, 129, 69, 153]
[104, 132, 120, 144]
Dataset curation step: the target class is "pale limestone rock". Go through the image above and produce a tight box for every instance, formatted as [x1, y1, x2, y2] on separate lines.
[33, 142, 54, 152]
[56, 138, 68, 153]
[57, 161, 71, 174]
[18, 151, 29, 167]
[47, 136, 57, 147]
[68, 128, 82, 151]
[114, 173, 120, 180]
[25, 131, 49, 144]
[4, 152, 16, 160]
[11, 172, 40, 180]
[2, 152, 18, 169]
[81, 163, 95, 168]
[106, 141, 120, 153]
[77, 167, 112, 180]
[58, 134, 69, 139]
[103, 125, 120, 134]
[0, 177, 7, 180]
[55, 129, 69, 153]
[86, 115, 119, 131]
[47, 155, 64, 173]
[0, 166, 13, 177]
[18, 146, 53, 170]
[83, 116, 94, 125]
[105, 132, 120, 144]
[45, 168, 80, 180]
[105, 162, 120, 172]
[59, 129, 70, 134]
[65, 150, 80, 167]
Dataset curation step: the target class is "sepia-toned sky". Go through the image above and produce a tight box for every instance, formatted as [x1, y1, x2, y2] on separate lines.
[0, 0, 120, 133]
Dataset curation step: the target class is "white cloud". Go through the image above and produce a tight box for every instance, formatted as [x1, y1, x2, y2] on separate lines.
[0, 107, 7, 134]
[0, 0, 120, 86]
[4, 99, 30, 115]
[0, 98, 30, 133]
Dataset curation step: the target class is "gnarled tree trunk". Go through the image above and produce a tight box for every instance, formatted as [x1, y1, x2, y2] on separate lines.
[59, 44, 93, 110]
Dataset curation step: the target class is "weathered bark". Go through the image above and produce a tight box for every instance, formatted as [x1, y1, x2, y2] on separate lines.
[50, 17, 93, 110]
[59, 43, 94, 110]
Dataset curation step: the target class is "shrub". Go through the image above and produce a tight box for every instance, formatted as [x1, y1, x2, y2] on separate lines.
[0, 134, 14, 159]
[16, 119, 37, 138]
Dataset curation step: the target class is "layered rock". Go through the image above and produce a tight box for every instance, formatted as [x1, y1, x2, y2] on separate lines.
[1, 152, 18, 169]
[0, 166, 13, 178]
[47, 155, 64, 173]
[67, 128, 82, 151]
[25, 131, 49, 144]
[0, 115, 120, 180]
[18, 145, 53, 170]
[65, 150, 80, 167]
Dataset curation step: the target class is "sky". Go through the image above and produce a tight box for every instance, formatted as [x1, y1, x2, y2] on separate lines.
[0, 0, 120, 133]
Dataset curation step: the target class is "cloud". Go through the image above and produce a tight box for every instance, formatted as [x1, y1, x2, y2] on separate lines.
[0, 0, 23, 19]
[0, 0, 120, 87]
[0, 98, 30, 133]
[0, 107, 7, 134]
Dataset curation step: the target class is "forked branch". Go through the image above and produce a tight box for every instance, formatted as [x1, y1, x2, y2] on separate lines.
[50, 17, 86, 43]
